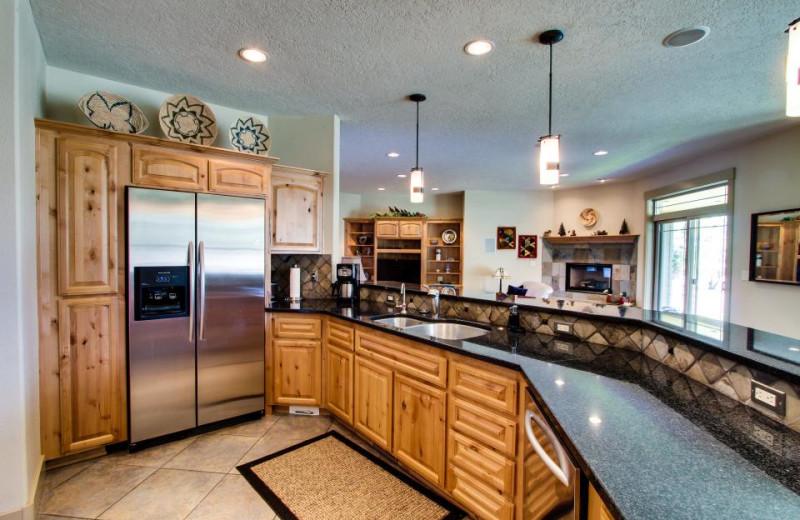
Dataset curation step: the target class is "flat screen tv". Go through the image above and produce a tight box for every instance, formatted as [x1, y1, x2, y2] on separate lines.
[377, 257, 421, 284]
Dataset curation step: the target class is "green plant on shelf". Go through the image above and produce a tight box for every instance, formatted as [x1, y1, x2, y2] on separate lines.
[370, 206, 426, 218]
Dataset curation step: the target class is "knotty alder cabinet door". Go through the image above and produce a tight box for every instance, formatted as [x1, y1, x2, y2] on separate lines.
[131, 144, 207, 191]
[324, 344, 353, 424]
[58, 296, 123, 454]
[273, 338, 322, 406]
[393, 373, 447, 486]
[271, 166, 324, 253]
[57, 137, 122, 295]
[208, 158, 269, 196]
[353, 356, 393, 451]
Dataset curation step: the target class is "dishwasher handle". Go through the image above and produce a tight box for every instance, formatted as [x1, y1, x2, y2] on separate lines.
[525, 409, 572, 487]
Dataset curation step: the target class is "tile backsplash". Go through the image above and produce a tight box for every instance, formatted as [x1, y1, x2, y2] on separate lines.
[360, 285, 800, 434]
[271, 254, 332, 299]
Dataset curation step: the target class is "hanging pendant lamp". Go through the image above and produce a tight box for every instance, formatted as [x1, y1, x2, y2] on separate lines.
[409, 93, 426, 203]
[787, 18, 800, 117]
[538, 29, 564, 185]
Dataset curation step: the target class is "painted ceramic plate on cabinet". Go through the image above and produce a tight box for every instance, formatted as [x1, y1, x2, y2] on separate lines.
[229, 116, 271, 155]
[159, 94, 217, 145]
[78, 91, 149, 134]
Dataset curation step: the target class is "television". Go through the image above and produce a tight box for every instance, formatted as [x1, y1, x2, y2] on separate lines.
[377, 257, 421, 284]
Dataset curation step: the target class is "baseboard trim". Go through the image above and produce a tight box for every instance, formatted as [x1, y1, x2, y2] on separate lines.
[0, 454, 46, 520]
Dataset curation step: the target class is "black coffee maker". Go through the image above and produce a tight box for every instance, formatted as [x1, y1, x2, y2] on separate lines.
[332, 263, 360, 305]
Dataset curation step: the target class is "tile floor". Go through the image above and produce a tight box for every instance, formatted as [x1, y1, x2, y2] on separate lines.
[38, 414, 369, 520]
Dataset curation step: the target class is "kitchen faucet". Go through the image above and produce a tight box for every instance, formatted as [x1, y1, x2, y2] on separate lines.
[399, 283, 407, 314]
[422, 284, 440, 319]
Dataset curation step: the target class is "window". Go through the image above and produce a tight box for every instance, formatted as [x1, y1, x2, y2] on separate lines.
[646, 170, 734, 322]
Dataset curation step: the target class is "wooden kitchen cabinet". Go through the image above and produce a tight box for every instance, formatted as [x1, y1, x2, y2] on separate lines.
[325, 344, 354, 424]
[131, 144, 207, 191]
[271, 165, 325, 253]
[56, 137, 123, 296]
[393, 373, 447, 486]
[399, 220, 424, 238]
[208, 158, 269, 196]
[353, 356, 393, 451]
[273, 338, 322, 406]
[57, 296, 123, 454]
[375, 220, 400, 238]
[274, 315, 322, 340]
[588, 484, 615, 520]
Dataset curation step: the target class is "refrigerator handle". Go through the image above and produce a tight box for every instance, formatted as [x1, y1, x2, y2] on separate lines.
[188, 241, 195, 342]
[198, 241, 206, 340]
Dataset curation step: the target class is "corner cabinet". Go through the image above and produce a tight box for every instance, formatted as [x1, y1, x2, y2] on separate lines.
[271, 165, 326, 253]
[36, 119, 278, 461]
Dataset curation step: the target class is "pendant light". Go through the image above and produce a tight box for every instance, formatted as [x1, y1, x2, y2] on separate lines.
[538, 29, 564, 185]
[787, 18, 800, 117]
[409, 93, 426, 203]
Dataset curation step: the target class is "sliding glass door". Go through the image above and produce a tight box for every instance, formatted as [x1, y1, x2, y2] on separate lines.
[655, 214, 728, 320]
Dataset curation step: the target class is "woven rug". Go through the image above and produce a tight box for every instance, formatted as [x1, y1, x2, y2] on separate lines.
[237, 431, 465, 520]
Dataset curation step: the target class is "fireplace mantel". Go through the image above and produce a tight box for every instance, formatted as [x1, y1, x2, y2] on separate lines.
[543, 234, 639, 245]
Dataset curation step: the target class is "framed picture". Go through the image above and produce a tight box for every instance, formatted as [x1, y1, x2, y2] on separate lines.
[518, 235, 538, 259]
[497, 226, 516, 250]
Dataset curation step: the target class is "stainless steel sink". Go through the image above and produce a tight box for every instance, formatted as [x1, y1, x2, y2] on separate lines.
[404, 322, 489, 340]
[371, 316, 428, 329]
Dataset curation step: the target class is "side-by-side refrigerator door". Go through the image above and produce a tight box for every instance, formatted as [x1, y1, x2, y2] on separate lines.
[127, 187, 197, 443]
[196, 193, 266, 425]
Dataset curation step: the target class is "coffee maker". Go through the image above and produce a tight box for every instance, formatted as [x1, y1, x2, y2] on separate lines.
[332, 263, 360, 305]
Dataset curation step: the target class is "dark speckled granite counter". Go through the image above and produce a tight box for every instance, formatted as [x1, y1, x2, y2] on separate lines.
[268, 299, 800, 520]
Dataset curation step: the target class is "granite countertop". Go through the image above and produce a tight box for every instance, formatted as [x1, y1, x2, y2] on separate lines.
[363, 282, 800, 383]
[268, 299, 800, 520]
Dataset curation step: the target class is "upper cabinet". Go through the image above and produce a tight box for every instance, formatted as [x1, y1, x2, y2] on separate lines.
[375, 219, 423, 239]
[57, 137, 124, 296]
[209, 158, 269, 195]
[271, 165, 325, 253]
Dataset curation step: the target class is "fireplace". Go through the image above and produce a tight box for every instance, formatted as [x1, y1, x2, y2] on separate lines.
[566, 263, 612, 293]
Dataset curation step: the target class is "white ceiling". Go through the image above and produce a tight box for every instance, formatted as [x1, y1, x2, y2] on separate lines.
[30, 0, 798, 194]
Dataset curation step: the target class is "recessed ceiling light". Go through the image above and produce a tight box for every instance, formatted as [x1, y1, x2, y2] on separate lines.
[593, 150, 609, 156]
[598, 178, 608, 183]
[238, 47, 267, 63]
[464, 39, 494, 56]
[431, 187, 440, 191]
[663, 27, 710, 48]
[397, 173, 407, 178]
[377, 187, 386, 191]
[559, 173, 569, 177]
[387, 152, 400, 158]
[589, 416, 602, 425]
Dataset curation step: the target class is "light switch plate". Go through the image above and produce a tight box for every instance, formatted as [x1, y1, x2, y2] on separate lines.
[751, 381, 786, 416]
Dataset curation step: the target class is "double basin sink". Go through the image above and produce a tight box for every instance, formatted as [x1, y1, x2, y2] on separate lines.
[371, 315, 490, 341]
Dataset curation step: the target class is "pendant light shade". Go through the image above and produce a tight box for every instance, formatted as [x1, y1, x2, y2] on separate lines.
[787, 18, 800, 117]
[539, 135, 560, 185]
[408, 93, 427, 203]
[410, 167, 424, 203]
[538, 30, 564, 185]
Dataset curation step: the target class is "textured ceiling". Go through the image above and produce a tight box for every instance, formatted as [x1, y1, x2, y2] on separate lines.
[31, 0, 797, 194]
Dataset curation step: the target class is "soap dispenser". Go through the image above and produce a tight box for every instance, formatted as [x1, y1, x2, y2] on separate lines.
[507, 305, 524, 333]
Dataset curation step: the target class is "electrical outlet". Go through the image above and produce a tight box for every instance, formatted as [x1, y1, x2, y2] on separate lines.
[387, 295, 395, 302]
[551, 321, 573, 335]
[751, 381, 786, 416]
[311, 270, 319, 282]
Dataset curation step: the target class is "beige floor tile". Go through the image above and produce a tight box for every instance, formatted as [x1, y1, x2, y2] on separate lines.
[233, 435, 304, 472]
[39, 462, 156, 518]
[39, 515, 94, 520]
[105, 437, 197, 468]
[43, 460, 96, 490]
[164, 434, 257, 473]
[99, 468, 222, 520]
[186, 474, 275, 520]
[264, 415, 332, 441]
[212, 415, 280, 438]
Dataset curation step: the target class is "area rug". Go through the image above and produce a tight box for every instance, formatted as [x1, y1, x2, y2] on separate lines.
[237, 431, 465, 520]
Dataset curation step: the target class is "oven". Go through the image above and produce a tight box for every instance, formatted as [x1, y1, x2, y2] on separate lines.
[523, 391, 581, 520]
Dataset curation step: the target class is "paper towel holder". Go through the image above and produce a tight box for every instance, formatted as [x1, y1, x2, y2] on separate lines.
[288, 264, 303, 303]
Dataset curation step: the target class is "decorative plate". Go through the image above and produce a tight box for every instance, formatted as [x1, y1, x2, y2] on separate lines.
[159, 94, 217, 145]
[442, 229, 458, 245]
[579, 208, 598, 227]
[77, 91, 148, 134]
[229, 116, 271, 155]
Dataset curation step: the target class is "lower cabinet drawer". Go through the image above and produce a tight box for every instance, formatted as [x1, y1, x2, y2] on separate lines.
[448, 465, 514, 520]
[274, 316, 321, 339]
[448, 430, 515, 499]
[449, 396, 517, 458]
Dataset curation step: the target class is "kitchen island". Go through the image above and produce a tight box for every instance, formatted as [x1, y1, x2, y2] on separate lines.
[267, 297, 800, 520]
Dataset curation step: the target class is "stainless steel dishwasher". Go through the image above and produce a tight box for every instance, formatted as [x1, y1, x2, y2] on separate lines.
[523, 391, 581, 520]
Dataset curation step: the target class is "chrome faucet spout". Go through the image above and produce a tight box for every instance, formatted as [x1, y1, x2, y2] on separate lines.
[422, 284, 440, 319]
[399, 283, 407, 314]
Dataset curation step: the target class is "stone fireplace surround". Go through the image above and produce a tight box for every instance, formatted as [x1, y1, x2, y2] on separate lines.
[542, 239, 637, 302]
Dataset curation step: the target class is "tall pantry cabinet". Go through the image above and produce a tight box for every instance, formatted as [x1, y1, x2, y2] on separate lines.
[36, 120, 278, 461]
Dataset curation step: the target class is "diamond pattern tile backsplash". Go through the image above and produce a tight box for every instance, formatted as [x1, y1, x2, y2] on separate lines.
[271, 254, 332, 299]
[360, 285, 800, 434]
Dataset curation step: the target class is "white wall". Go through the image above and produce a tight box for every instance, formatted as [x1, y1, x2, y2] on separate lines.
[462, 190, 553, 293]
[45, 67, 269, 149]
[356, 192, 464, 219]
[553, 183, 641, 236]
[269, 116, 341, 261]
[1, 0, 45, 515]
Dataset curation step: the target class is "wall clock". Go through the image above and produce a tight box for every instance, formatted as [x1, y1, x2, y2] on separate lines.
[579, 208, 598, 228]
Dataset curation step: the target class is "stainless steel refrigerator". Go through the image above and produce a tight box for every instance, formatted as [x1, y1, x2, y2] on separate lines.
[127, 187, 265, 444]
